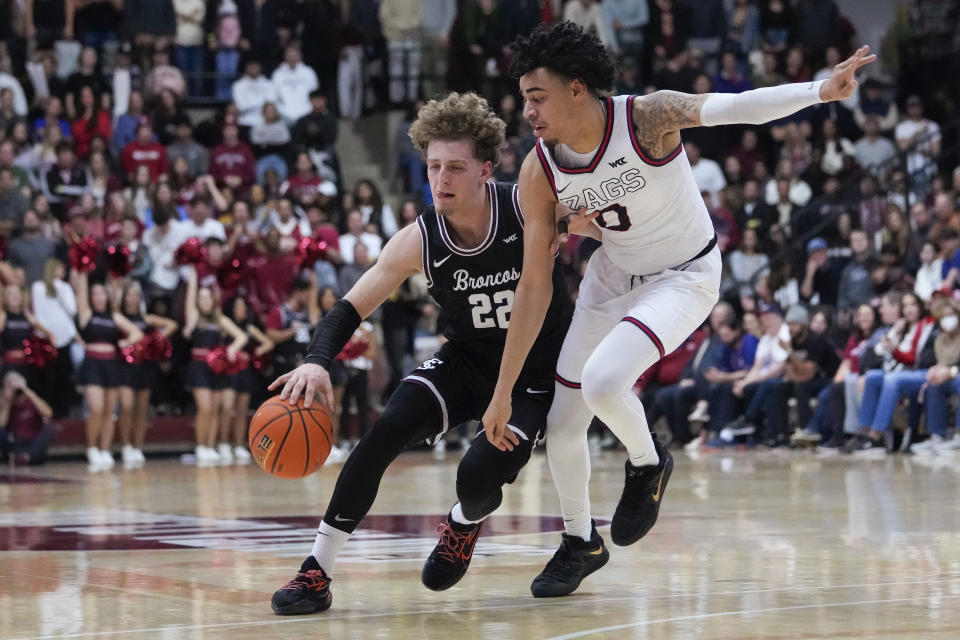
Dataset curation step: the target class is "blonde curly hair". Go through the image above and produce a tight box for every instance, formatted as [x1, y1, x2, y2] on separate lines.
[408, 92, 506, 165]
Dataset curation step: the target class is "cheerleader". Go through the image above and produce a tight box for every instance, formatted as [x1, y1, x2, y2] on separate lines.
[183, 267, 247, 465]
[116, 281, 178, 467]
[222, 295, 274, 464]
[72, 271, 143, 470]
[0, 285, 54, 383]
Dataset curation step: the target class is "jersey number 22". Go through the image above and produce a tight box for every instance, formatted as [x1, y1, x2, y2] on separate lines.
[468, 290, 514, 329]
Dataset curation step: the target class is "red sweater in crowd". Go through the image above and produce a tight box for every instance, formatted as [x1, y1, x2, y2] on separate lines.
[72, 111, 113, 158]
[122, 141, 168, 180]
[210, 142, 256, 188]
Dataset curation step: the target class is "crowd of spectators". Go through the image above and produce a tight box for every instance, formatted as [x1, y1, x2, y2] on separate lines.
[0, 0, 959, 467]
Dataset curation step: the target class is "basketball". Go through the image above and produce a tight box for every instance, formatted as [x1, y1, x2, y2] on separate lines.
[248, 395, 334, 479]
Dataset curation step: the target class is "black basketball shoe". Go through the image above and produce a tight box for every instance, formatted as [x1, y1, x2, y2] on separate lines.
[271, 556, 333, 615]
[530, 522, 609, 597]
[421, 514, 484, 591]
[610, 436, 674, 546]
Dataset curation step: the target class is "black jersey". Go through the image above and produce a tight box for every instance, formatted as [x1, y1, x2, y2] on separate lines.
[415, 181, 571, 377]
[81, 311, 121, 345]
[2, 313, 32, 351]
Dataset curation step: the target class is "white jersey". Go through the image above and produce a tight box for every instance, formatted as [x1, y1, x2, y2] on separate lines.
[535, 94, 715, 275]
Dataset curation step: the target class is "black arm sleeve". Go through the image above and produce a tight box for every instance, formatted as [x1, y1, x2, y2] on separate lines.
[304, 299, 363, 369]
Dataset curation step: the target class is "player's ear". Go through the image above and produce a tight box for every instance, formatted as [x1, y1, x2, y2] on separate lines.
[479, 160, 493, 181]
[569, 78, 587, 99]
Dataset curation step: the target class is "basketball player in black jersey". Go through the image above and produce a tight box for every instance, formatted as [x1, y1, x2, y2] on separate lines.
[268, 92, 590, 615]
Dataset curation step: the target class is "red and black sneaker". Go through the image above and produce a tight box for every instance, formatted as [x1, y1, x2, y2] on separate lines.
[421, 514, 483, 591]
[270, 556, 333, 615]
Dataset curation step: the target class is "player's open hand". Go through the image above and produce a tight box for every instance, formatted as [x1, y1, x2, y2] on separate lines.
[557, 206, 601, 243]
[268, 363, 333, 409]
[820, 45, 876, 102]
[482, 393, 520, 452]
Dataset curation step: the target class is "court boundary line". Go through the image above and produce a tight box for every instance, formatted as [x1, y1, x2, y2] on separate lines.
[10, 582, 960, 639]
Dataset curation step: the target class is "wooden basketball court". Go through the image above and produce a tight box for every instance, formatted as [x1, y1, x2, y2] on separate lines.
[2, 448, 959, 639]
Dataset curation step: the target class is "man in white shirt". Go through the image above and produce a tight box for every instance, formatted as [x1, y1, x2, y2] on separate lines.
[181, 196, 226, 241]
[232, 58, 279, 128]
[271, 43, 319, 124]
[854, 116, 897, 176]
[687, 140, 726, 206]
[895, 95, 941, 196]
[338, 208, 382, 265]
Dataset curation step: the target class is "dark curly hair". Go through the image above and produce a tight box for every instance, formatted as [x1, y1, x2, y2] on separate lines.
[509, 22, 616, 94]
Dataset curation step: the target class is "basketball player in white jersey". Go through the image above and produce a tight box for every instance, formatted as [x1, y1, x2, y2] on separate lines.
[483, 22, 875, 597]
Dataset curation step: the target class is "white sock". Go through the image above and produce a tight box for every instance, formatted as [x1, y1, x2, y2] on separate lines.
[450, 502, 482, 526]
[546, 383, 596, 542]
[310, 521, 351, 576]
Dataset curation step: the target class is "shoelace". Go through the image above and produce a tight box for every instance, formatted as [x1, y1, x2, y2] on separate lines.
[282, 569, 328, 591]
[435, 522, 479, 563]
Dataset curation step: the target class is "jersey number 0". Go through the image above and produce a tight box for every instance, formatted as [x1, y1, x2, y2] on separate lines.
[468, 290, 514, 329]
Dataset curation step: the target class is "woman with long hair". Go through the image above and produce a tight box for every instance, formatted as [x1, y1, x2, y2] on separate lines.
[876, 204, 910, 260]
[29, 259, 77, 419]
[72, 271, 143, 470]
[353, 179, 398, 238]
[125, 164, 155, 223]
[183, 267, 247, 465]
[222, 295, 274, 464]
[115, 280, 178, 467]
[87, 150, 122, 208]
[71, 85, 112, 159]
[846, 292, 934, 454]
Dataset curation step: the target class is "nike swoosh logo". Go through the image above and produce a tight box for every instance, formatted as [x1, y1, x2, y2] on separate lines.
[557, 183, 570, 194]
[333, 514, 354, 523]
[651, 471, 665, 502]
[433, 254, 452, 268]
[526, 388, 550, 394]
[589, 547, 605, 555]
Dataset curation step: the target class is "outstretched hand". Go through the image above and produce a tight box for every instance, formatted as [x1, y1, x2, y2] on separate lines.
[820, 45, 877, 102]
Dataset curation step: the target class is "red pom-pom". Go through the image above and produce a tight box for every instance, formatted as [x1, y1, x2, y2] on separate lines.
[121, 342, 145, 364]
[106, 244, 133, 277]
[22, 336, 58, 367]
[205, 346, 231, 375]
[296, 236, 329, 270]
[225, 351, 249, 375]
[175, 238, 208, 265]
[69, 236, 100, 273]
[250, 353, 270, 372]
[142, 332, 173, 362]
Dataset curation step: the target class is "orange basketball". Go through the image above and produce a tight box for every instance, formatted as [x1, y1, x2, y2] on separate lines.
[248, 395, 334, 478]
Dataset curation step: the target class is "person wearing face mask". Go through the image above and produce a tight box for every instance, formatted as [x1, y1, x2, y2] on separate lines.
[912, 299, 960, 454]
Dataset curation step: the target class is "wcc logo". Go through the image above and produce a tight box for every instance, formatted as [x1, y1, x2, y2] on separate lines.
[608, 157, 627, 168]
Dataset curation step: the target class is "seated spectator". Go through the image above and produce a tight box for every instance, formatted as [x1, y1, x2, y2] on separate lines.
[876, 204, 910, 260]
[845, 292, 934, 454]
[894, 96, 940, 199]
[266, 277, 316, 373]
[354, 179, 398, 238]
[167, 119, 209, 178]
[262, 198, 310, 248]
[0, 88, 21, 134]
[232, 57, 278, 129]
[280, 152, 336, 207]
[714, 51, 752, 94]
[765, 305, 840, 446]
[122, 120, 169, 182]
[339, 208, 383, 265]
[853, 116, 896, 176]
[271, 43, 319, 125]
[111, 91, 148, 158]
[655, 302, 733, 446]
[152, 88, 189, 146]
[124, 164, 155, 222]
[915, 299, 960, 452]
[45, 141, 88, 222]
[725, 0, 759, 54]
[687, 141, 726, 207]
[752, 51, 787, 88]
[250, 102, 292, 184]
[0, 140, 30, 192]
[33, 96, 72, 140]
[71, 86, 112, 160]
[728, 228, 769, 293]
[86, 150, 122, 209]
[0, 371, 55, 465]
[694, 315, 758, 442]
[0, 167, 29, 236]
[783, 46, 811, 83]
[0, 66, 27, 117]
[735, 179, 776, 235]
[837, 230, 875, 312]
[181, 196, 226, 242]
[249, 229, 298, 315]
[712, 302, 789, 444]
[293, 90, 339, 183]
[853, 78, 898, 133]
[210, 119, 255, 191]
[914, 241, 944, 302]
[819, 118, 855, 177]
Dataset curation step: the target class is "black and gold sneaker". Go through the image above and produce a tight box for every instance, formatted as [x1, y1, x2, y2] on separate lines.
[530, 522, 609, 597]
[610, 436, 673, 546]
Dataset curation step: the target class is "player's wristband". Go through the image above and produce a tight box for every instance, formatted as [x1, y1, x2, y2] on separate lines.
[304, 299, 362, 369]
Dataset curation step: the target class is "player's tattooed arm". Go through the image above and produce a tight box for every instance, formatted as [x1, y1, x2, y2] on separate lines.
[631, 91, 707, 157]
